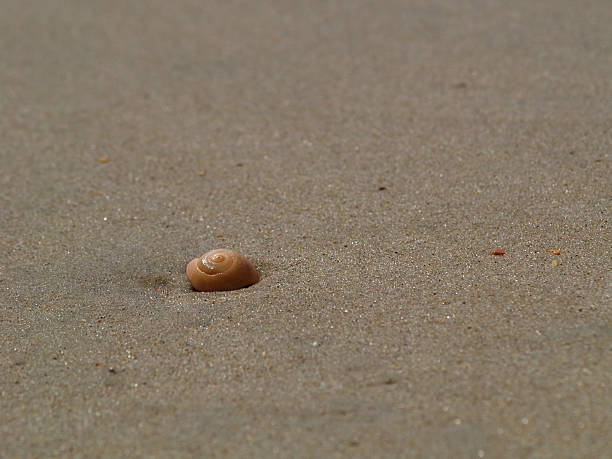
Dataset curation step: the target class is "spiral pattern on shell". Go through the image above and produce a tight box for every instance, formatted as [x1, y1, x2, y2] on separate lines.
[186, 249, 259, 292]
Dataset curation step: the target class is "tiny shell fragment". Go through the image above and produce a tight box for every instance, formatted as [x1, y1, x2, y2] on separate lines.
[491, 248, 505, 256]
[547, 249, 561, 255]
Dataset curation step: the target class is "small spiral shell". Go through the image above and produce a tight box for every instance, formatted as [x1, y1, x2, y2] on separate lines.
[186, 249, 259, 292]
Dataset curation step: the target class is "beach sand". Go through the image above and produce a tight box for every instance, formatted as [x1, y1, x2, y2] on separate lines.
[1, 0, 610, 457]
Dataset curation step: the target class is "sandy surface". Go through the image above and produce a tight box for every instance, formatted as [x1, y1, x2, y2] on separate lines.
[1, 0, 610, 457]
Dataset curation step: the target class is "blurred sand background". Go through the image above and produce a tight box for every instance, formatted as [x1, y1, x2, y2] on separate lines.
[0, 0, 610, 457]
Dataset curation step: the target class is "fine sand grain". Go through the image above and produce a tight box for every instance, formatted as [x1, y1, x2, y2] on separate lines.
[1, 0, 610, 457]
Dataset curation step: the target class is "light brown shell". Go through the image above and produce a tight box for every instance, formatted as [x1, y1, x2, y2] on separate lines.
[186, 249, 259, 292]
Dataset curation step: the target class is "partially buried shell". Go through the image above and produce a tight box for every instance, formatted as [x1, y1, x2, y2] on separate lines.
[186, 248, 259, 292]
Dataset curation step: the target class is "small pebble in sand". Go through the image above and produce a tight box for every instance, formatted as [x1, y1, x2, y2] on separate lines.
[99, 157, 109, 163]
[186, 249, 259, 292]
[547, 249, 561, 255]
[491, 248, 505, 256]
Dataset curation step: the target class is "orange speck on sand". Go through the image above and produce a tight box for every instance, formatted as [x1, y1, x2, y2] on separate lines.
[547, 249, 561, 255]
[99, 157, 109, 163]
[491, 248, 505, 256]
[198, 171, 205, 176]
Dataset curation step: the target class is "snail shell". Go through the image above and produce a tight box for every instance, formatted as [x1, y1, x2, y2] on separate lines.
[186, 249, 259, 292]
